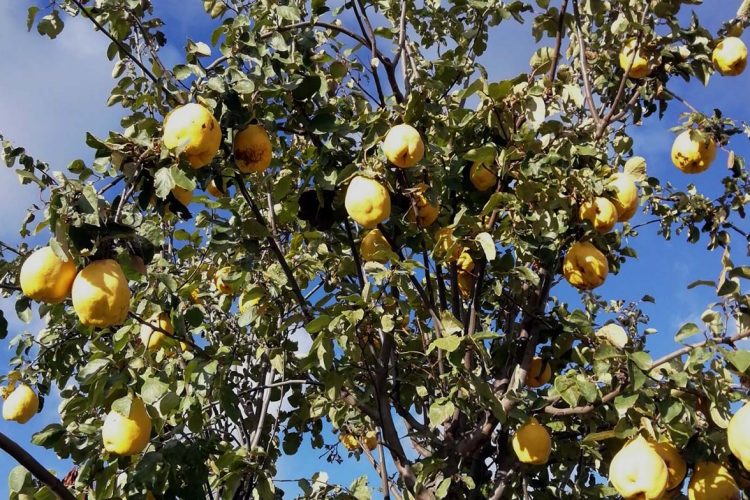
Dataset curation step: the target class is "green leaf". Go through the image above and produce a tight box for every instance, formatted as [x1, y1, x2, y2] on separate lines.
[729, 266, 750, 280]
[475, 232, 496, 261]
[305, 315, 331, 334]
[77, 358, 110, 384]
[8, 465, 30, 493]
[31, 424, 65, 447]
[111, 395, 133, 417]
[629, 352, 653, 371]
[36, 11, 64, 39]
[428, 335, 463, 354]
[675, 322, 701, 343]
[725, 349, 750, 372]
[428, 398, 456, 428]
[463, 146, 496, 163]
[154, 167, 175, 199]
[435, 478, 452, 499]
[26, 6, 39, 31]
[141, 377, 169, 405]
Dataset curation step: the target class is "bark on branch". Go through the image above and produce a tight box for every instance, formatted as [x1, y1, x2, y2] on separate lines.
[0, 432, 76, 500]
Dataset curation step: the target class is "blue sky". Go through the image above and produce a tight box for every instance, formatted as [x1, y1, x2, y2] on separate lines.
[0, 0, 748, 497]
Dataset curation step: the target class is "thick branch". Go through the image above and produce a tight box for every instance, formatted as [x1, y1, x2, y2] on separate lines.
[0, 432, 76, 500]
[571, 0, 601, 125]
[547, 0, 570, 83]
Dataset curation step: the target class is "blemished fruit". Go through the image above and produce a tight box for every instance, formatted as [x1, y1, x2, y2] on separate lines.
[728, 401, 750, 471]
[609, 436, 668, 500]
[162, 103, 221, 169]
[360, 228, 391, 263]
[2, 384, 39, 424]
[469, 161, 497, 191]
[608, 173, 639, 222]
[712, 37, 748, 76]
[688, 462, 739, 500]
[511, 417, 551, 465]
[207, 180, 224, 198]
[19, 246, 77, 304]
[234, 124, 273, 174]
[526, 357, 552, 388]
[339, 433, 359, 452]
[671, 130, 717, 174]
[345, 176, 391, 228]
[139, 312, 174, 351]
[649, 440, 687, 491]
[596, 323, 629, 349]
[406, 183, 439, 227]
[171, 187, 193, 207]
[579, 197, 618, 233]
[72, 259, 131, 328]
[102, 396, 152, 456]
[363, 430, 378, 451]
[457, 270, 474, 299]
[562, 241, 608, 290]
[382, 123, 424, 168]
[619, 38, 651, 79]
[214, 267, 234, 295]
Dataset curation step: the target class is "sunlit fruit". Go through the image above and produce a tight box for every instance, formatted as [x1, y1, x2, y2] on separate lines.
[162, 103, 221, 169]
[382, 123, 424, 168]
[469, 161, 497, 192]
[171, 186, 193, 207]
[562, 241, 608, 290]
[648, 440, 687, 491]
[360, 228, 391, 263]
[728, 401, 750, 471]
[511, 417, 551, 465]
[19, 246, 77, 304]
[434, 227, 461, 261]
[608, 173, 638, 222]
[671, 130, 717, 174]
[72, 259, 131, 328]
[234, 123, 273, 174]
[609, 436, 668, 500]
[2, 384, 39, 424]
[619, 38, 651, 79]
[339, 433, 359, 452]
[579, 197, 618, 233]
[345, 176, 391, 228]
[712, 37, 748, 76]
[457, 248, 474, 273]
[102, 396, 152, 456]
[139, 312, 174, 351]
[457, 270, 474, 299]
[363, 430, 378, 451]
[687, 462, 739, 500]
[526, 357, 552, 388]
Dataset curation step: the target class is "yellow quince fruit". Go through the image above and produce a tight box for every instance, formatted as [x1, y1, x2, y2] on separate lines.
[648, 440, 687, 491]
[469, 161, 497, 192]
[72, 259, 131, 328]
[139, 312, 174, 351]
[619, 38, 652, 79]
[671, 130, 717, 174]
[382, 124, 424, 168]
[526, 357, 551, 388]
[2, 384, 39, 424]
[728, 401, 750, 471]
[688, 462, 739, 500]
[360, 228, 391, 263]
[406, 183, 439, 227]
[20, 246, 77, 304]
[162, 103, 221, 169]
[339, 433, 359, 452]
[345, 176, 391, 228]
[234, 124, 273, 174]
[171, 186, 193, 208]
[580, 197, 618, 233]
[562, 241, 608, 290]
[609, 435, 668, 500]
[214, 267, 234, 295]
[511, 417, 551, 465]
[363, 430, 378, 451]
[102, 396, 152, 456]
[608, 173, 638, 222]
[712, 37, 748, 76]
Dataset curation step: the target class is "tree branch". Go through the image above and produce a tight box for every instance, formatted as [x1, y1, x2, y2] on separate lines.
[0, 432, 76, 500]
[547, 0, 570, 84]
[571, 0, 602, 126]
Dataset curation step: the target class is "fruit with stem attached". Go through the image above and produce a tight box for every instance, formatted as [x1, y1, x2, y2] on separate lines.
[671, 130, 717, 174]
[579, 197, 618, 233]
[360, 228, 391, 263]
[619, 38, 652, 79]
[712, 37, 748, 76]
